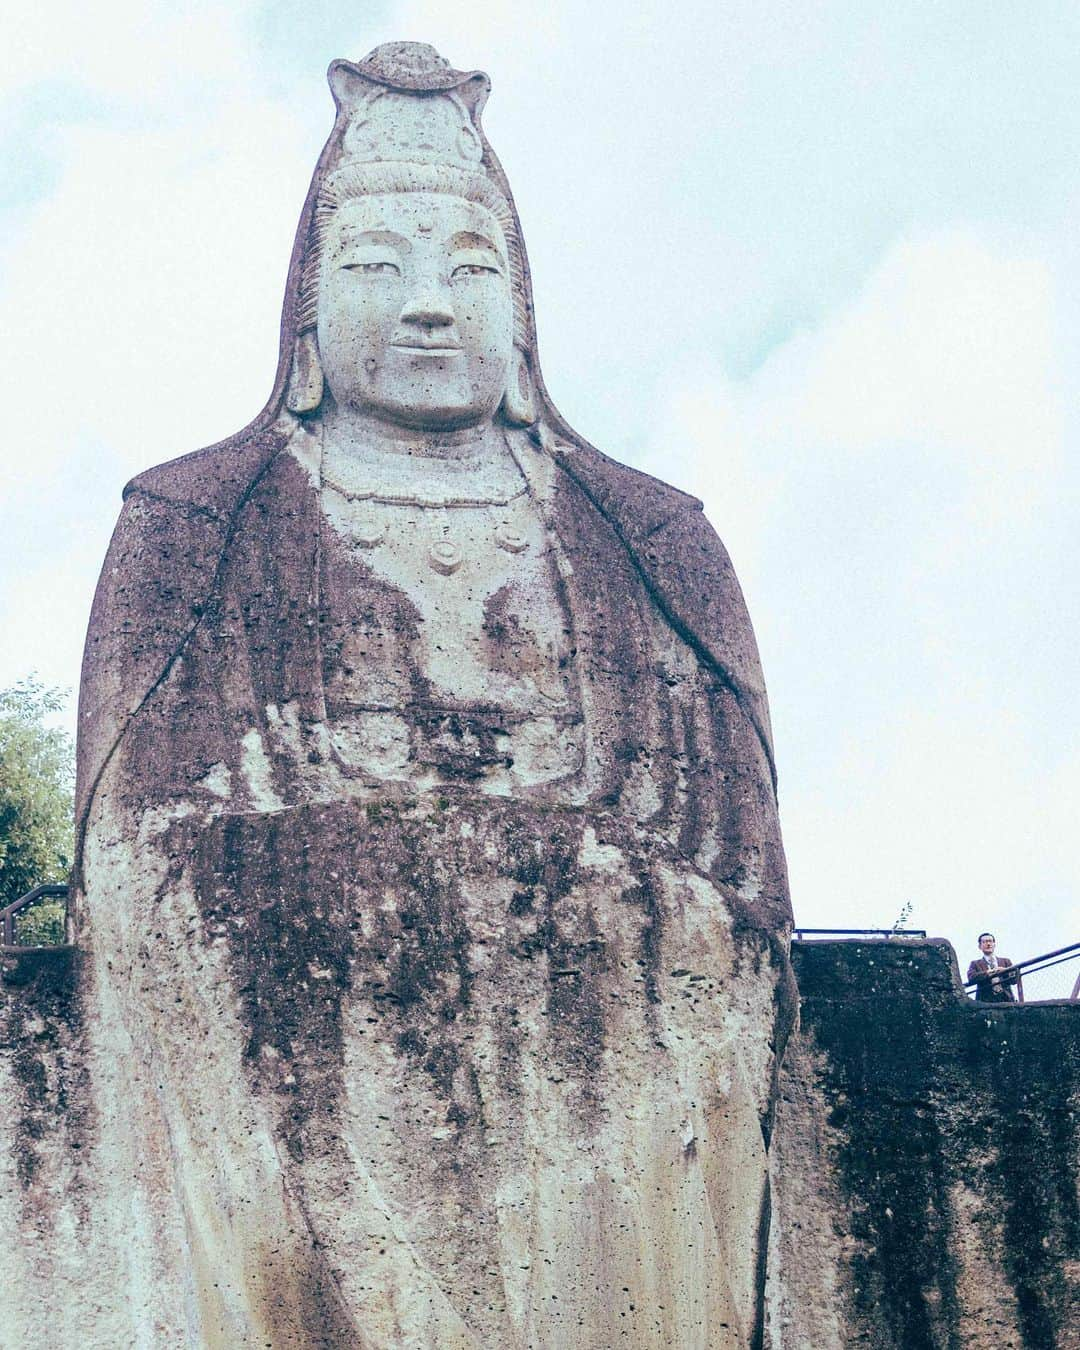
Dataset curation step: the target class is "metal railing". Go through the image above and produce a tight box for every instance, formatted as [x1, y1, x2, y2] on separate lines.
[0, 884, 70, 947]
[793, 928, 928, 940]
[963, 941, 1080, 1003]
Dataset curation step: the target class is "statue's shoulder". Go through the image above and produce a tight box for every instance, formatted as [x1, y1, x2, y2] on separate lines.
[544, 431, 741, 584]
[122, 418, 292, 517]
[74, 418, 294, 848]
[545, 429, 775, 781]
[543, 432, 703, 537]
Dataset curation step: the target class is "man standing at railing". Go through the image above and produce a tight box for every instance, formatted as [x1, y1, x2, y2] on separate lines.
[967, 932, 1018, 1003]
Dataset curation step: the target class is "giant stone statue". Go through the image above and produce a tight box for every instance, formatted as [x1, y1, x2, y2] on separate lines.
[69, 42, 794, 1349]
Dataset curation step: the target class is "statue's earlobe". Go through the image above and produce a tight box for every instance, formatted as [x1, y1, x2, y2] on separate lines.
[286, 330, 324, 415]
[501, 347, 537, 427]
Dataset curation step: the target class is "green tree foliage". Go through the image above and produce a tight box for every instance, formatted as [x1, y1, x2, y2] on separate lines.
[0, 680, 74, 940]
[13, 897, 67, 946]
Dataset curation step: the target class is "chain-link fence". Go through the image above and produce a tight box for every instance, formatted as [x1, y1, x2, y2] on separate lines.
[1011, 949, 1080, 1002]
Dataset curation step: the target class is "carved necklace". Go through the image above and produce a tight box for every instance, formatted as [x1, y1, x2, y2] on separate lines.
[320, 427, 537, 571]
[321, 478, 532, 573]
[319, 476, 528, 510]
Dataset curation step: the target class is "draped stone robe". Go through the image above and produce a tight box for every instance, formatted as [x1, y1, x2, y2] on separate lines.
[60, 413, 794, 1349]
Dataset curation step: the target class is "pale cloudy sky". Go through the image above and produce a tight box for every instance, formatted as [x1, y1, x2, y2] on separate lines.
[2, 1, 1077, 988]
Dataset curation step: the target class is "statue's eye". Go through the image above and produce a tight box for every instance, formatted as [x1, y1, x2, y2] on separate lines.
[344, 261, 400, 275]
[452, 263, 498, 278]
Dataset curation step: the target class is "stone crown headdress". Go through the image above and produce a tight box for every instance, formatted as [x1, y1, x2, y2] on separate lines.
[329, 42, 489, 171]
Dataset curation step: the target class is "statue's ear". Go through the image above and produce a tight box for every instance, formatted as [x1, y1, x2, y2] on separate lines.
[501, 347, 537, 427]
[286, 330, 324, 415]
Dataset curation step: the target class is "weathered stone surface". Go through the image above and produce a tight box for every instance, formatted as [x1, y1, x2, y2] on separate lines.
[767, 940, 1080, 1350]
[0, 40, 793, 1350]
[0, 948, 97, 1348]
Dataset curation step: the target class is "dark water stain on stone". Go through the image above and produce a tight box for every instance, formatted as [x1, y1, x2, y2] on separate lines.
[177, 809, 355, 1159]
[619, 875, 664, 1008]
[1, 946, 94, 1210]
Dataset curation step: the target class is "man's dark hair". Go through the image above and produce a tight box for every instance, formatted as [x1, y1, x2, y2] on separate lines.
[978, 932, 995, 943]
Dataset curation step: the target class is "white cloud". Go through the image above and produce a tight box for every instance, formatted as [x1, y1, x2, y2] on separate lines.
[0, 1, 252, 104]
[769, 230, 1063, 512]
[640, 227, 1078, 980]
[1, 104, 310, 490]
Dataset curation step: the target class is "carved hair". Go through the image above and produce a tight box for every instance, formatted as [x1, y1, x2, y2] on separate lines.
[296, 161, 528, 346]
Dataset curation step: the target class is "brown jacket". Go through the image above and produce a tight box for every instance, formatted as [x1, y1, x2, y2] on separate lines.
[967, 956, 1017, 1002]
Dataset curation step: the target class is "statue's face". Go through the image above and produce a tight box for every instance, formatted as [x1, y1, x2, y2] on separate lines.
[317, 191, 514, 431]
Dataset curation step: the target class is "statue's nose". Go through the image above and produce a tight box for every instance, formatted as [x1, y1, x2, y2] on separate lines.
[399, 290, 455, 328]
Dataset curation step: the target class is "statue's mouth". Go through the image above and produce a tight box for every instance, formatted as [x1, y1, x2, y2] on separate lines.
[391, 341, 462, 354]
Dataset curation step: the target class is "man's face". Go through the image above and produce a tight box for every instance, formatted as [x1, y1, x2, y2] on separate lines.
[316, 192, 514, 431]
[979, 935, 996, 956]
